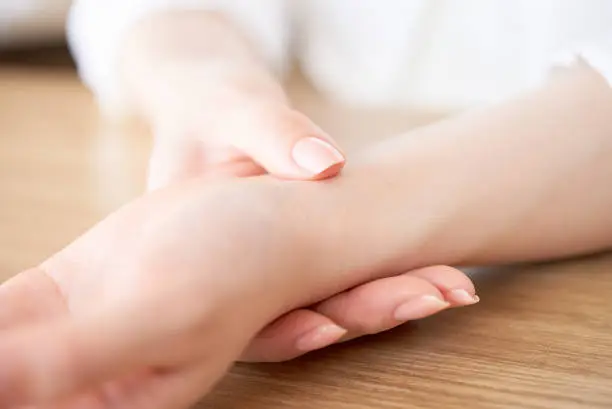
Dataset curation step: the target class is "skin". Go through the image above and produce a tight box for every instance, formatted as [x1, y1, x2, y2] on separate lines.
[2, 59, 612, 408]
[119, 9, 472, 359]
[0, 177, 474, 409]
[118, 11, 612, 360]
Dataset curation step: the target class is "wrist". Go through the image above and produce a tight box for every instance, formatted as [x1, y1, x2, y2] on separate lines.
[282, 148, 455, 292]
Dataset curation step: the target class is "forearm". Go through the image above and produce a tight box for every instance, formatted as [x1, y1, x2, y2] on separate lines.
[121, 10, 288, 121]
[322, 63, 612, 273]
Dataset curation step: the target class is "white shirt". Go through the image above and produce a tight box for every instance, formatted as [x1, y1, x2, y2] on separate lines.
[64, 0, 612, 111]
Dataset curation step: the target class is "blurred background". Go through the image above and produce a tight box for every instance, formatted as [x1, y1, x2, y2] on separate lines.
[0, 0, 151, 275]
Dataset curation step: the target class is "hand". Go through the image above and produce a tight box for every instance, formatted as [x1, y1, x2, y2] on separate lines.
[121, 11, 477, 364]
[123, 11, 346, 190]
[137, 82, 476, 362]
[0, 175, 477, 408]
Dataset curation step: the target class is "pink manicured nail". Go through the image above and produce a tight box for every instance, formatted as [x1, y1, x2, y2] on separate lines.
[291, 137, 345, 176]
[393, 295, 450, 322]
[447, 289, 480, 306]
[295, 324, 347, 352]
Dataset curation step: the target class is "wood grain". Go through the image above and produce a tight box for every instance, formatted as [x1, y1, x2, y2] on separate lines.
[1, 64, 611, 409]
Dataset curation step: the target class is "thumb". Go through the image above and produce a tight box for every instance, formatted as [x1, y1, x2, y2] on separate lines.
[227, 105, 346, 180]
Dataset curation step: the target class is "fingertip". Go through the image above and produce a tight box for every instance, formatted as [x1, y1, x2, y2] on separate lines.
[290, 137, 346, 178]
[446, 289, 480, 306]
[393, 295, 450, 322]
[408, 266, 478, 306]
[228, 104, 346, 180]
[294, 324, 347, 353]
[269, 150, 345, 181]
[310, 160, 346, 180]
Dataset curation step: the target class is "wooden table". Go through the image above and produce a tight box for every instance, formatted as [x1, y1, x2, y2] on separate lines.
[1, 61, 611, 409]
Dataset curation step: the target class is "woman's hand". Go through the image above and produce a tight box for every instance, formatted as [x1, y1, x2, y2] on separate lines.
[123, 11, 346, 190]
[119, 10, 477, 363]
[0, 175, 476, 408]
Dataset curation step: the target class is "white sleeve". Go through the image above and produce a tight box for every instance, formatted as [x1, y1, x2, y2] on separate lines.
[67, 0, 290, 115]
[550, 40, 612, 87]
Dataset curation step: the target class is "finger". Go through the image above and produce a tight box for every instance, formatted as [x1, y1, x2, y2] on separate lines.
[315, 266, 477, 340]
[240, 266, 477, 363]
[0, 311, 160, 407]
[240, 309, 346, 363]
[148, 105, 345, 187]
[226, 105, 346, 180]
[409, 265, 479, 306]
[0, 268, 66, 330]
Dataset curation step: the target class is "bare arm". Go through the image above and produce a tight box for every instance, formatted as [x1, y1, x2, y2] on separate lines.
[306, 63, 612, 273]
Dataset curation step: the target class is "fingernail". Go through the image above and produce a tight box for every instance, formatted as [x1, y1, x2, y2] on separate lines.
[292, 137, 345, 176]
[393, 295, 450, 322]
[295, 324, 347, 352]
[447, 289, 480, 306]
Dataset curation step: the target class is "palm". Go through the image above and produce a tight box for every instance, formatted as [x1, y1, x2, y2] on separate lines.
[0, 270, 185, 409]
